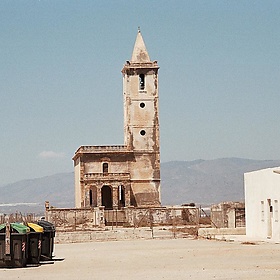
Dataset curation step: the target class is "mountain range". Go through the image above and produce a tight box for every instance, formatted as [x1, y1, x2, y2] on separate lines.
[1, 158, 280, 214]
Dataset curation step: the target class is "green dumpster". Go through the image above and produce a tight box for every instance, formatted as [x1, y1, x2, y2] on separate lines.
[0, 223, 30, 268]
[27, 223, 43, 264]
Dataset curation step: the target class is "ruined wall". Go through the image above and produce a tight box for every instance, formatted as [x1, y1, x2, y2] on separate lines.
[46, 207, 105, 231]
[105, 206, 199, 227]
[211, 202, 245, 228]
[46, 206, 199, 231]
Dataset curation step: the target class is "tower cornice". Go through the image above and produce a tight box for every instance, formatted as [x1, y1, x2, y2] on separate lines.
[121, 61, 159, 74]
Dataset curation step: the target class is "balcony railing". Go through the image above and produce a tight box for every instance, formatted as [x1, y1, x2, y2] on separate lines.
[75, 145, 132, 154]
[84, 172, 130, 181]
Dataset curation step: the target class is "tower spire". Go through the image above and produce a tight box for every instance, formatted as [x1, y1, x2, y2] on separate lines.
[131, 29, 151, 63]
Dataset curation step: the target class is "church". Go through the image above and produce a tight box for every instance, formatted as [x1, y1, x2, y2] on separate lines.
[72, 30, 161, 209]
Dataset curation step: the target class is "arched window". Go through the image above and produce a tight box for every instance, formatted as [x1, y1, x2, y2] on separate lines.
[139, 74, 145, 90]
[103, 162, 108, 173]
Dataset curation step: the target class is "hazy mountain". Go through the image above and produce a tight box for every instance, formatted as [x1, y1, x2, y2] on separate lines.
[161, 158, 280, 206]
[1, 158, 280, 214]
[0, 172, 74, 214]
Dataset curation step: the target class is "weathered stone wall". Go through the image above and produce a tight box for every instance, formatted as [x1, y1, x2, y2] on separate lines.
[55, 226, 199, 244]
[46, 207, 105, 231]
[55, 228, 153, 243]
[198, 227, 246, 239]
[211, 202, 245, 228]
[124, 207, 199, 227]
[46, 206, 199, 231]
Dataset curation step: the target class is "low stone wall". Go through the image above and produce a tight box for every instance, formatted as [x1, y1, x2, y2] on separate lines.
[55, 225, 199, 243]
[198, 227, 246, 239]
[46, 207, 105, 231]
[55, 228, 153, 243]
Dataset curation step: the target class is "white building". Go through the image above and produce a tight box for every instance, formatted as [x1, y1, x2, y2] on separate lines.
[244, 167, 280, 241]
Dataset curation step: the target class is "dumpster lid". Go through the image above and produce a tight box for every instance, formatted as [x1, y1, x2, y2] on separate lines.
[37, 220, 55, 232]
[0, 224, 5, 231]
[28, 222, 44, 233]
[11, 223, 30, 234]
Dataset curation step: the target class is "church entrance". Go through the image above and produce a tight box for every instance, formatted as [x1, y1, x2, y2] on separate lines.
[101, 185, 113, 209]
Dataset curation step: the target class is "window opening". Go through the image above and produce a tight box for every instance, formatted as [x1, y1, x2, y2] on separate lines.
[140, 102, 145, 108]
[140, 130, 146, 136]
[89, 189, 93, 206]
[275, 200, 278, 222]
[103, 162, 108, 173]
[267, 199, 273, 238]
[261, 201, 264, 222]
[118, 185, 125, 209]
[139, 74, 145, 90]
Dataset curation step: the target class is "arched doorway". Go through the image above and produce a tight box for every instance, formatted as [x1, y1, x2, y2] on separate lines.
[101, 185, 113, 209]
[118, 185, 125, 209]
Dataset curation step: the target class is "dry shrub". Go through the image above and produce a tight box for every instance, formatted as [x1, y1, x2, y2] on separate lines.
[171, 226, 198, 236]
[199, 216, 211, 225]
[241, 241, 257, 245]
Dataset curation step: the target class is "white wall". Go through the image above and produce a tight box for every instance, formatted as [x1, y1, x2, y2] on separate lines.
[244, 167, 280, 241]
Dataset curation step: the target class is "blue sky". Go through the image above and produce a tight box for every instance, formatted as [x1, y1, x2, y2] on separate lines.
[1, 0, 280, 185]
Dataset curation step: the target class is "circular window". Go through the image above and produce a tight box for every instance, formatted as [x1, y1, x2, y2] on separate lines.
[140, 102, 145, 108]
[140, 130, 146, 136]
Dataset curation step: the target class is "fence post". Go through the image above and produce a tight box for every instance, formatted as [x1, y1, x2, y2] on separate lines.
[172, 208, 176, 239]
[74, 211, 77, 231]
[149, 209, 154, 239]
[5, 216, 11, 259]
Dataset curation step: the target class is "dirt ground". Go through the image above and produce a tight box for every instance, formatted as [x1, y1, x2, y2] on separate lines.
[0, 238, 280, 279]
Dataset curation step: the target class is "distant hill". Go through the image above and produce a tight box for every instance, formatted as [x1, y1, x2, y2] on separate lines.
[1, 158, 280, 214]
[0, 172, 74, 214]
[161, 158, 280, 206]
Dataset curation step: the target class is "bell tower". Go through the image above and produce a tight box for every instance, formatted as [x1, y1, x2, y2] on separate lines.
[122, 29, 161, 206]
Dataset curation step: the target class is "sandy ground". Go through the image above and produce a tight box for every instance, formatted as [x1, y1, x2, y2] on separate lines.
[0, 238, 280, 280]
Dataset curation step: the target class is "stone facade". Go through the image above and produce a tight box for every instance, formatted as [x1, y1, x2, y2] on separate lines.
[73, 30, 161, 209]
